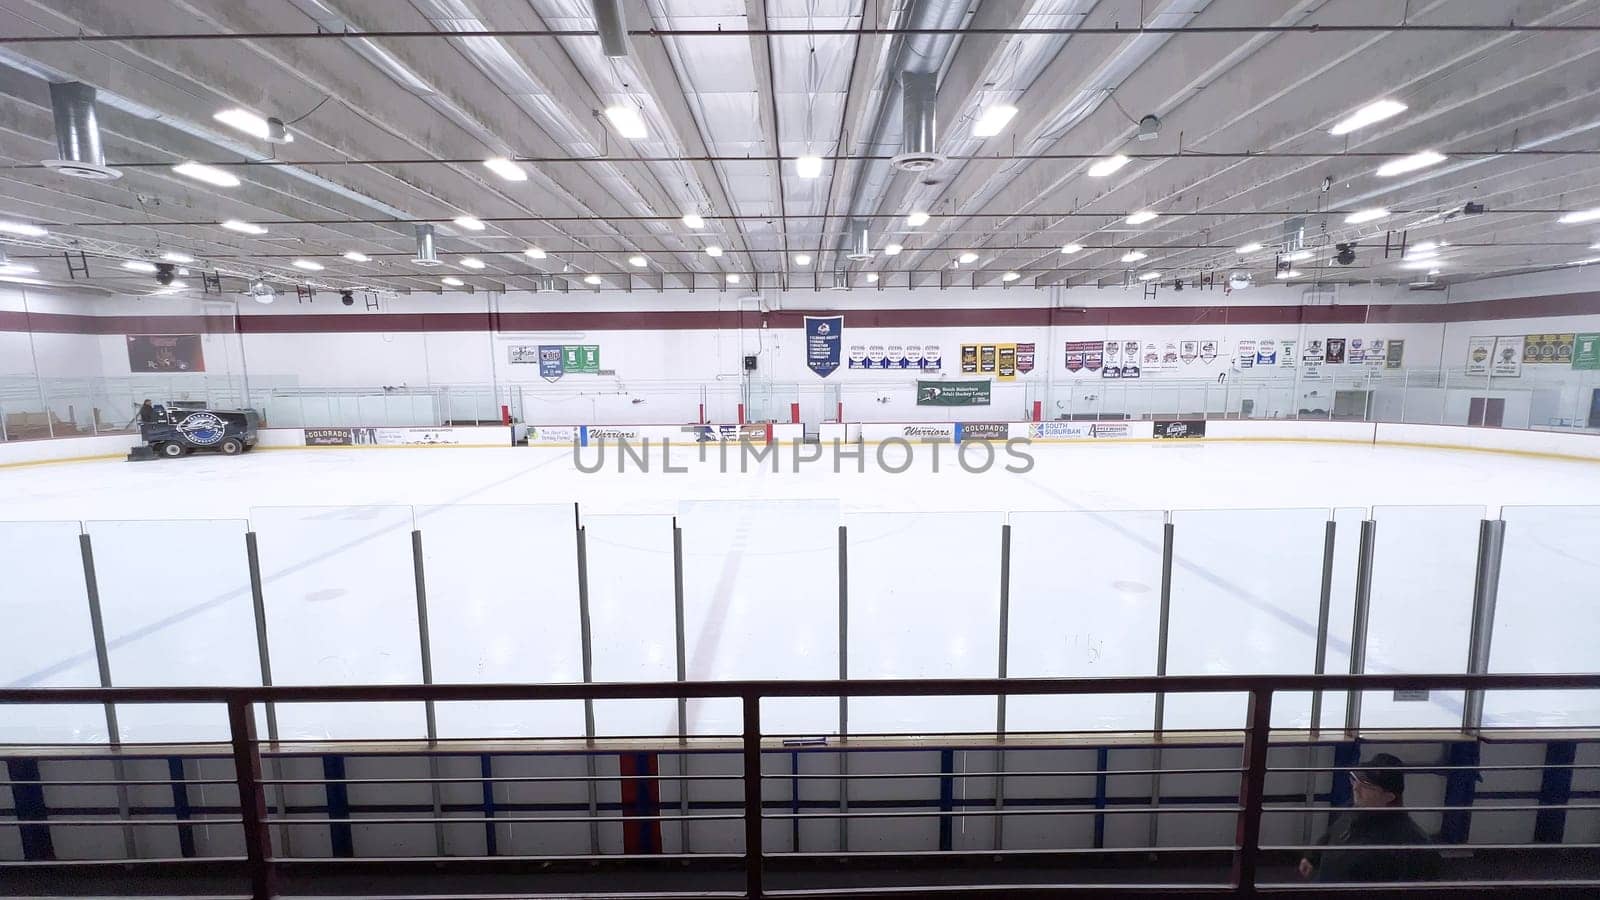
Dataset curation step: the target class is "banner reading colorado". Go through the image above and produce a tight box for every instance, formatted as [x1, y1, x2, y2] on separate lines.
[805, 316, 843, 377]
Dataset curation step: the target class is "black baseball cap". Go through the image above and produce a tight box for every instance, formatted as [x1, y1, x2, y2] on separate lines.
[1355, 752, 1406, 797]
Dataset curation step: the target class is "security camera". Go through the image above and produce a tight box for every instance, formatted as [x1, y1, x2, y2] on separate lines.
[1335, 243, 1356, 266]
[340, 290, 354, 307]
[155, 263, 177, 285]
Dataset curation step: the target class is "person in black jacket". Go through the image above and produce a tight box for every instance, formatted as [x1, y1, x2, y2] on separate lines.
[138, 399, 156, 424]
[1299, 753, 1441, 883]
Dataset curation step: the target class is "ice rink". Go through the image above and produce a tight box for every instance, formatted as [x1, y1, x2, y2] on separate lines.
[3, 440, 1597, 743]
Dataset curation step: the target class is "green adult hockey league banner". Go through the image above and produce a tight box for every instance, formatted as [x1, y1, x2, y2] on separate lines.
[916, 380, 991, 406]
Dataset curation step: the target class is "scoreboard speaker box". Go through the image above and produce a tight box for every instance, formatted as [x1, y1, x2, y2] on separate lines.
[744, 355, 758, 371]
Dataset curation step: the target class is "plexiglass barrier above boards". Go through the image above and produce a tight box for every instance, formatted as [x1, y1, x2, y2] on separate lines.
[0, 503, 1594, 745]
[7, 366, 1600, 440]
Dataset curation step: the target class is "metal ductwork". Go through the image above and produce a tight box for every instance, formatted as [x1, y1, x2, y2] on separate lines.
[592, 1, 629, 58]
[830, 268, 851, 291]
[40, 81, 120, 180]
[845, 219, 874, 261]
[892, 71, 943, 172]
[411, 224, 440, 266]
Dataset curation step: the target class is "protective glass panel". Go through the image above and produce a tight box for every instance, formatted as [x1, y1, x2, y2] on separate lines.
[1318, 508, 1367, 730]
[1167, 509, 1330, 729]
[250, 506, 425, 739]
[585, 514, 678, 737]
[420, 505, 584, 739]
[1486, 506, 1600, 727]
[678, 500, 839, 737]
[0, 522, 105, 743]
[88, 519, 256, 742]
[846, 511, 1004, 734]
[1362, 506, 1482, 729]
[1005, 510, 1164, 732]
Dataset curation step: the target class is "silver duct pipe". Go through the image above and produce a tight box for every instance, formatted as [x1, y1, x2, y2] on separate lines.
[41, 81, 120, 180]
[845, 219, 874, 261]
[830, 268, 851, 291]
[412, 224, 440, 266]
[893, 71, 941, 172]
[592, 1, 629, 58]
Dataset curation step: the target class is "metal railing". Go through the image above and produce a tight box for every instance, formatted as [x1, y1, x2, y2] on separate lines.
[4, 672, 1599, 899]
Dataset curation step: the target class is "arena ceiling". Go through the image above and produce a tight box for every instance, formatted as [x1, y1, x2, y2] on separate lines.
[1, 0, 1600, 297]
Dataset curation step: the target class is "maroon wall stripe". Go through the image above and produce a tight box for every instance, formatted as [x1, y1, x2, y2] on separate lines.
[6, 292, 1600, 336]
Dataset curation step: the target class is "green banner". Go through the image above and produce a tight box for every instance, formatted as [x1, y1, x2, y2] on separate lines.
[562, 345, 601, 373]
[917, 380, 991, 406]
[1574, 334, 1600, 370]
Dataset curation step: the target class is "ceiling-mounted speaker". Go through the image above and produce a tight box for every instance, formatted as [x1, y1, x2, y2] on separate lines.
[846, 219, 874, 261]
[592, 0, 629, 57]
[892, 72, 944, 172]
[411, 224, 440, 266]
[41, 82, 121, 180]
[830, 268, 852, 291]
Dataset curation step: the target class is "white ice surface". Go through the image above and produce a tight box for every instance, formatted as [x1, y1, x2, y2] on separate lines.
[2, 442, 1597, 741]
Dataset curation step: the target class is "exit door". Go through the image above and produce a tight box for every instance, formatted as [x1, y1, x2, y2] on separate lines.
[1468, 397, 1505, 427]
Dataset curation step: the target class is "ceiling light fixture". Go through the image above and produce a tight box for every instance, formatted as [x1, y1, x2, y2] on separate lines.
[584, 274, 603, 285]
[705, 245, 724, 257]
[1329, 99, 1407, 136]
[1345, 208, 1390, 224]
[972, 104, 1018, 138]
[442, 276, 465, 287]
[958, 251, 979, 264]
[1125, 210, 1158, 225]
[681, 213, 705, 229]
[214, 108, 293, 143]
[866, 272, 880, 283]
[460, 257, 486, 270]
[343, 251, 371, 262]
[1558, 207, 1600, 225]
[0, 220, 48, 237]
[1002, 271, 1022, 282]
[1235, 242, 1263, 254]
[122, 260, 158, 273]
[453, 215, 486, 231]
[161, 251, 195, 264]
[1088, 154, 1130, 177]
[795, 155, 824, 178]
[1281, 249, 1313, 262]
[1120, 250, 1148, 263]
[628, 255, 648, 268]
[1376, 150, 1447, 177]
[604, 105, 648, 140]
[906, 211, 930, 227]
[172, 161, 240, 188]
[1138, 271, 1161, 281]
[1276, 269, 1302, 279]
[0, 262, 38, 274]
[220, 219, 267, 235]
[482, 157, 528, 181]
[1570, 256, 1600, 266]
[883, 242, 904, 256]
[793, 253, 812, 266]
[525, 246, 547, 259]
[292, 259, 324, 271]
[726, 273, 741, 284]
[1060, 243, 1084, 254]
[1402, 260, 1441, 270]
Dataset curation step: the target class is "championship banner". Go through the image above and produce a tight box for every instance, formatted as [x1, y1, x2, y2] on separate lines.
[804, 315, 843, 377]
[1574, 334, 1600, 370]
[866, 345, 887, 369]
[979, 345, 997, 374]
[1492, 337, 1522, 376]
[847, 345, 868, 369]
[886, 345, 907, 369]
[1302, 339, 1326, 363]
[1064, 340, 1100, 373]
[1386, 340, 1405, 369]
[1102, 340, 1121, 378]
[539, 345, 564, 381]
[1237, 340, 1256, 368]
[1326, 338, 1346, 364]
[1465, 336, 1494, 375]
[563, 345, 601, 373]
[1015, 342, 1035, 374]
[922, 345, 943, 371]
[1523, 333, 1574, 365]
[917, 380, 991, 406]
[960, 344, 979, 374]
[1279, 340, 1296, 368]
[1256, 340, 1276, 367]
[127, 334, 205, 372]
[997, 344, 1017, 380]
[1199, 340, 1217, 363]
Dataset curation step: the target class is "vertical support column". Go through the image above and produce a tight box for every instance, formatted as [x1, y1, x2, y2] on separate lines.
[1309, 519, 1337, 735]
[78, 531, 134, 857]
[229, 699, 276, 900]
[1463, 518, 1506, 732]
[742, 694, 764, 900]
[244, 531, 289, 856]
[1148, 518, 1176, 849]
[574, 506, 601, 855]
[672, 519, 691, 853]
[993, 523, 1011, 851]
[837, 524, 850, 852]
[1230, 689, 1274, 893]
[1344, 519, 1377, 735]
[410, 529, 444, 856]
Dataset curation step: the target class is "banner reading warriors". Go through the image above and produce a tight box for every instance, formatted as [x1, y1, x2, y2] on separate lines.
[916, 380, 991, 406]
[804, 315, 843, 377]
[127, 334, 205, 372]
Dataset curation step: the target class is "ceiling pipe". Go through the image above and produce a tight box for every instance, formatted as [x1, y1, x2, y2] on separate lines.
[846, 219, 874, 261]
[893, 71, 943, 172]
[412, 224, 439, 266]
[592, 1, 629, 58]
[41, 81, 120, 180]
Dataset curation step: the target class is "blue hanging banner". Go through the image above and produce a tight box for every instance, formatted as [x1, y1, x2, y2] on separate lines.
[805, 315, 843, 377]
[539, 345, 564, 382]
